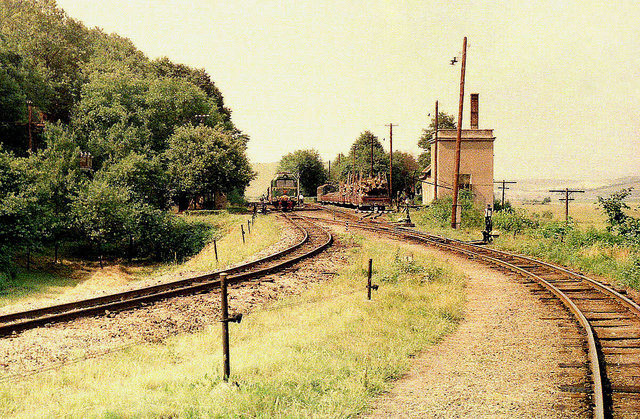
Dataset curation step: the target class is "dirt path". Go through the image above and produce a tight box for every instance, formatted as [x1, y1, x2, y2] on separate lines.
[361, 242, 591, 418]
[318, 229, 590, 418]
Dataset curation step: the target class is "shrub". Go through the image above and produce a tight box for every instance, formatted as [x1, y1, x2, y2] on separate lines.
[493, 208, 538, 237]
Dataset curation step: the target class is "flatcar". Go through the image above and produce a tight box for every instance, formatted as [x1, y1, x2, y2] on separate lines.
[267, 171, 299, 211]
[317, 173, 390, 210]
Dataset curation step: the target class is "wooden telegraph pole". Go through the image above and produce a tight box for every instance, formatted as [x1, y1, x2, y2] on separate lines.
[26, 100, 33, 155]
[451, 37, 468, 229]
[550, 188, 585, 224]
[494, 180, 517, 209]
[434, 101, 439, 199]
[385, 123, 398, 205]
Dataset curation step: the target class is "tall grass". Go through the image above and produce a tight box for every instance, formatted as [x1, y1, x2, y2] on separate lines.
[0, 234, 466, 418]
[137, 213, 282, 278]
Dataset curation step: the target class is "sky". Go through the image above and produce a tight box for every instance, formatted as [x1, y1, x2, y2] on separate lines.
[56, 0, 640, 180]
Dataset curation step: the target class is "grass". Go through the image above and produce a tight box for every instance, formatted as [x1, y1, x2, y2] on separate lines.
[0, 233, 466, 418]
[410, 200, 640, 290]
[0, 269, 81, 306]
[0, 213, 282, 308]
[136, 213, 283, 278]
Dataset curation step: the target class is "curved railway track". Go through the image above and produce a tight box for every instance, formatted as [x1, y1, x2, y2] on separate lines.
[0, 213, 333, 338]
[305, 205, 640, 418]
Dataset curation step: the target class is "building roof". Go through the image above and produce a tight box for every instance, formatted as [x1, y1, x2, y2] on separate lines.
[437, 129, 495, 141]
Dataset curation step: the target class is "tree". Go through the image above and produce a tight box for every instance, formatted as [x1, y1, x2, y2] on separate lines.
[165, 125, 255, 210]
[391, 151, 419, 198]
[597, 188, 640, 241]
[417, 111, 456, 169]
[278, 149, 328, 195]
[98, 152, 170, 210]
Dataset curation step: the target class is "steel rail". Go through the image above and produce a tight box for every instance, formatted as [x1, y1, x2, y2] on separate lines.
[304, 210, 608, 418]
[0, 214, 333, 337]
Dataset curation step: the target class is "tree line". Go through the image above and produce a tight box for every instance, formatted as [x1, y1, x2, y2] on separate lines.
[0, 0, 254, 278]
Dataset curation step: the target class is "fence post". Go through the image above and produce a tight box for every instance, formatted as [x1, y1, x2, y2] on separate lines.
[213, 239, 218, 263]
[247, 219, 251, 234]
[220, 273, 230, 381]
[366, 258, 378, 299]
[367, 259, 372, 300]
[241, 225, 245, 244]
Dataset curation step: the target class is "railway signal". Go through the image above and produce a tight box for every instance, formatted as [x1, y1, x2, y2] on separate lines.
[549, 188, 585, 224]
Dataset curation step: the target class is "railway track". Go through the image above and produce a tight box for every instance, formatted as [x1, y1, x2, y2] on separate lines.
[0, 213, 332, 338]
[305, 205, 640, 418]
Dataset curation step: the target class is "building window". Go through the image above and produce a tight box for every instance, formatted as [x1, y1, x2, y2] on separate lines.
[458, 174, 471, 190]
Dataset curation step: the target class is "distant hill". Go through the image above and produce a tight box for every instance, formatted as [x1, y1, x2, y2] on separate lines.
[245, 162, 279, 201]
[505, 176, 640, 203]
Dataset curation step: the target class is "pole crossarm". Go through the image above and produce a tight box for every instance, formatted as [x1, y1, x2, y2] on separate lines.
[549, 188, 585, 223]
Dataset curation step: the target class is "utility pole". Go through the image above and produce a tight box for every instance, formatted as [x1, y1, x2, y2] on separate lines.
[550, 188, 585, 224]
[370, 135, 374, 176]
[385, 123, 398, 205]
[451, 37, 468, 229]
[26, 100, 33, 155]
[494, 180, 517, 209]
[434, 101, 439, 200]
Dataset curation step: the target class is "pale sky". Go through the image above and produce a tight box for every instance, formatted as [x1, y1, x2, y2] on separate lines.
[56, 0, 640, 180]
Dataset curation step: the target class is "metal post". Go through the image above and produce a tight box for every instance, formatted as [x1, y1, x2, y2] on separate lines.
[451, 36, 467, 229]
[434, 101, 439, 200]
[247, 219, 251, 234]
[214, 239, 218, 263]
[367, 259, 373, 300]
[241, 225, 245, 244]
[220, 273, 230, 381]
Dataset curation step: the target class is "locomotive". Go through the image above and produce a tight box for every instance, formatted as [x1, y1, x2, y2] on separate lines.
[317, 173, 391, 210]
[267, 171, 299, 211]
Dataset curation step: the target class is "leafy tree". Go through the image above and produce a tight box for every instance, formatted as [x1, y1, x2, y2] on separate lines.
[0, 146, 44, 277]
[333, 131, 388, 181]
[417, 111, 456, 169]
[71, 72, 152, 162]
[98, 152, 170, 209]
[0, 0, 92, 121]
[144, 77, 220, 150]
[151, 57, 231, 122]
[597, 188, 640, 241]
[165, 125, 255, 210]
[278, 149, 327, 195]
[391, 151, 419, 198]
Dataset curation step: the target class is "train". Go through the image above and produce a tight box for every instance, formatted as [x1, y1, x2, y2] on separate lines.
[267, 171, 300, 211]
[317, 173, 391, 210]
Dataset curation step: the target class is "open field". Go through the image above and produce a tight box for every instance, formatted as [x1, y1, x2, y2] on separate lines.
[0, 233, 465, 418]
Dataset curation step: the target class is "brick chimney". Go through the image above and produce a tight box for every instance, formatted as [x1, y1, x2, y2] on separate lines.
[470, 93, 479, 129]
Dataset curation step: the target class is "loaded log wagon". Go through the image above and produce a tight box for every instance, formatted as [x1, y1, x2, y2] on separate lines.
[268, 171, 299, 211]
[317, 173, 391, 210]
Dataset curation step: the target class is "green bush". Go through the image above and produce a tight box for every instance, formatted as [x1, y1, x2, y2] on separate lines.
[420, 190, 482, 229]
[493, 208, 538, 237]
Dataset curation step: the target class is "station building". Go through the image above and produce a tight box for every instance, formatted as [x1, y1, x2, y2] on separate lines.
[421, 94, 495, 207]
